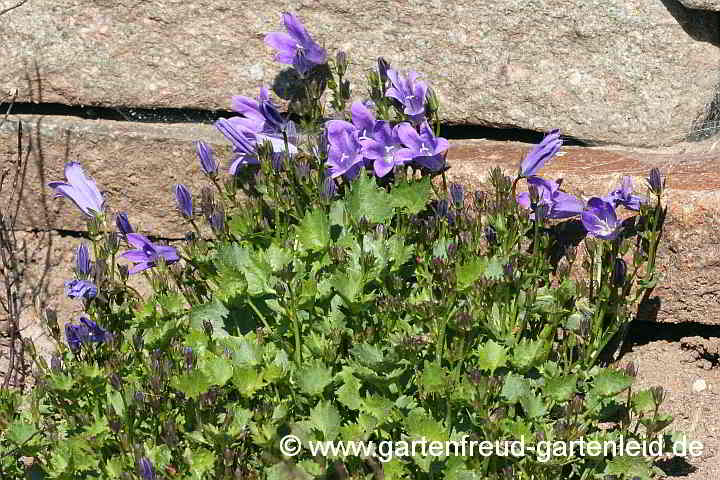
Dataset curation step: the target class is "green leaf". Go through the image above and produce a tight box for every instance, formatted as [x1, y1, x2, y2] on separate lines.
[390, 177, 432, 214]
[232, 366, 265, 397]
[405, 410, 448, 442]
[201, 352, 234, 387]
[172, 369, 212, 399]
[592, 369, 633, 397]
[604, 455, 654, 480]
[189, 300, 230, 337]
[7, 421, 36, 445]
[420, 362, 447, 394]
[346, 174, 394, 223]
[184, 447, 216, 480]
[310, 401, 341, 440]
[332, 268, 364, 303]
[456, 258, 486, 289]
[631, 389, 655, 414]
[501, 374, 531, 403]
[336, 373, 363, 411]
[297, 208, 330, 251]
[350, 343, 384, 366]
[476, 340, 508, 373]
[297, 363, 333, 396]
[519, 391, 547, 418]
[544, 375, 578, 403]
[512, 338, 547, 372]
[484, 257, 505, 281]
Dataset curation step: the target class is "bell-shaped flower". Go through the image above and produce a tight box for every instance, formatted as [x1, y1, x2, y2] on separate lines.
[362, 121, 412, 177]
[48, 162, 105, 218]
[264, 13, 327, 75]
[115, 212, 133, 235]
[582, 198, 621, 240]
[64, 279, 98, 300]
[385, 69, 428, 121]
[229, 86, 271, 134]
[350, 101, 377, 142]
[326, 120, 365, 178]
[65, 315, 110, 352]
[603, 176, 646, 211]
[516, 177, 584, 219]
[74, 243, 92, 276]
[519, 129, 562, 178]
[396, 121, 449, 171]
[195, 140, 218, 176]
[120, 233, 180, 274]
[174, 184, 193, 218]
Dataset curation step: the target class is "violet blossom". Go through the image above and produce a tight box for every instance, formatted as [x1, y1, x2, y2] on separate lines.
[385, 69, 428, 122]
[581, 198, 621, 240]
[362, 121, 411, 177]
[120, 233, 180, 274]
[264, 12, 327, 77]
[74, 243, 92, 276]
[396, 121, 449, 171]
[48, 162, 105, 218]
[603, 176, 646, 211]
[195, 140, 218, 176]
[519, 129, 562, 178]
[65, 315, 110, 352]
[115, 212, 133, 235]
[174, 184, 193, 218]
[64, 279, 98, 300]
[516, 177, 584, 219]
[326, 120, 365, 179]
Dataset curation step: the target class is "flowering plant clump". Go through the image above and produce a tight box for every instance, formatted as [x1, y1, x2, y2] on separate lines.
[1, 12, 679, 480]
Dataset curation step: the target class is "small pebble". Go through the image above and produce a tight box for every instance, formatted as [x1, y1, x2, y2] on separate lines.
[692, 379, 707, 392]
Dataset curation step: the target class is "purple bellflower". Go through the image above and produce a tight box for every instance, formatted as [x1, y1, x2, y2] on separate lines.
[326, 120, 365, 179]
[174, 184, 193, 218]
[516, 177, 584, 219]
[229, 86, 271, 134]
[120, 233, 180, 274]
[603, 176, 646, 211]
[350, 101, 377, 142]
[195, 140, 218, 176]
[264, 13, 328, 77]
[75, 243, 92, 276]
[138, 457, 156, 480]
[48, 162, 105, 218]
[64, 279, 98, 300]
[362, 121, 411, 177]
[65, 315, 110, 352]
[115, 212, 133, 235]
[396, 121, 449, 171]
[519, 129, 562, 178]
[385, 69, 428, 122]
[581, 198, 621, 240]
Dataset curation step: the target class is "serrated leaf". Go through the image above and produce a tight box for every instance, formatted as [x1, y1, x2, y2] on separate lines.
[172, 369, 212, 399]
[544, 375, 578, 403]
[297, 363, 333, 396]
[501, 373, 531, 403]
[351, 343, 384, 366]
[390, 177, 432, 214]
[519, 391, 547, 418]
[201, 352, 233, 387]
[346, 174, 394, 223]
[484, 257, 504, 281]
[604, 455, 653, 479]
[184, 447, 216, 480]
[512, 338, 547, 371]
[476, 340, 507, 373]
[297, 208, 330, 251]
[592, 369, 633, 397]
[420, 362, 447, 393]
[337, 374, 363, 411]
[189, 300, 229, 337]
[631, 390, 655, 414]
[232, 366, 265, 397]
[310, 401, 341, 441]
[456, 258, 486, 289]
[7, 421, 36, 445]
[405, 410, 448, 442]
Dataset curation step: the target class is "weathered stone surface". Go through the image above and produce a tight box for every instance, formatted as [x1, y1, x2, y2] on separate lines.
[680, 0, 720, 11]
[1, 0, 719, 146]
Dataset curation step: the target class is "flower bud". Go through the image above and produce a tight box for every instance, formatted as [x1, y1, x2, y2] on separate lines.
[116, 212, 133, 235]
[484, 225, 497, 246]
[623, 361, 638, 378]
[174, 184, 193, 218]
[196, 140, 218, 176]
[336, 51, 348, 77]
[612, 258, 627, 287]
[449, 183, 464, 208]
[426, 87, 439, 116]
[109, 373, 123, 391]
[650, 386, 666, 407]
[647, 168, 664, 195]
[137, 457, 155, 480]
[50, 354, 62, 373]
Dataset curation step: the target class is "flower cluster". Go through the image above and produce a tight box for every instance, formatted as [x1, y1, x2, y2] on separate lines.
[513, 130, 648, 239]
[64, 315, 110, 352]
